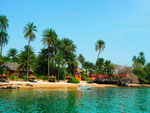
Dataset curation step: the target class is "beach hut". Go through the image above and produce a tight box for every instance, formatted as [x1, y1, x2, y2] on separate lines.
[48, 76, 56, 82]
[0, 73, 7, 82]
[74, 68, 82, 81]
[0, 62, 33, 76]
[29, 75, 37, 82]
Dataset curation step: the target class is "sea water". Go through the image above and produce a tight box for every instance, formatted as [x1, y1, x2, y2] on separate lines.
[0, 87, 150, 113]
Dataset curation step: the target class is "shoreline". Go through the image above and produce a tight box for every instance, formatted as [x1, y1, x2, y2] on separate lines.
[0, 81, 150, 89]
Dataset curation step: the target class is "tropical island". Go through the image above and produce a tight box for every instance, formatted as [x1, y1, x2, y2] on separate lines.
[0, 15, 150, 89]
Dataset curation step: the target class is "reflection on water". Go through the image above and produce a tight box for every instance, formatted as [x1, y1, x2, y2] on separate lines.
[0, 88, 150, 113]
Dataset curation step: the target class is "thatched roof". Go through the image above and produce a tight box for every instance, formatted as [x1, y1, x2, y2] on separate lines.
[0, 62, 33, 72]
[48, 76, 56, 79]
[0, 62, 19, 71]
[74, 68, 82, 72]
[0, 74, 7, 78]
[29, 75, 37, 79]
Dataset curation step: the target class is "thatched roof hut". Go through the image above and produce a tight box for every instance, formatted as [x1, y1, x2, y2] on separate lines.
[0, 62, 19, 71]
[74, 68, 82, 72]
[0, 74, 7, 78]
[29, 75, 37, 79]
[48, 76, 56, 79]
[0, 62, 33, 71]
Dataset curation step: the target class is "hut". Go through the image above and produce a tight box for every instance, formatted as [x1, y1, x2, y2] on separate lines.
[0, 73, 7, 82]
[48, 76, 56, 82]
[29, 75, 37, 82]
[0, 62, 33, 76]
[74, 68, 82, 81]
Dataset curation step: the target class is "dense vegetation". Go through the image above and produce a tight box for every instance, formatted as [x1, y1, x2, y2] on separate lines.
[132, 52, 150, 83]
[1, 15, 150, 84]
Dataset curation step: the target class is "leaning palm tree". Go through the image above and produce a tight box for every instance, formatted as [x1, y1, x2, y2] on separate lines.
[95, 40, 105, 62]
[42, 28, 57, 76]
[23, 22, 37, 78]
[0, 15, 9, 55]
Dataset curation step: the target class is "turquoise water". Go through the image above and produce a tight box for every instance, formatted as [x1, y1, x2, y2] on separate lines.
[0, 88, 150, 113]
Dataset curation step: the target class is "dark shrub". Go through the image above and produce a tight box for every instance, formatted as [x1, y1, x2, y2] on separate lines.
[68, 77, 80, 84]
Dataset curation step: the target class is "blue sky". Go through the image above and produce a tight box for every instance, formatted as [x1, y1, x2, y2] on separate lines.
[1, 0, 150, 66]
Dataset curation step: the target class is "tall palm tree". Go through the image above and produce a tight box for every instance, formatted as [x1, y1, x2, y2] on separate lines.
[95, 40, 105, 62]
[0, 53, 2, 65]
[42, 28, 57, 76]
[18, 45, 36, 73]
[0, 31, 9, 51]
[0, 15, 9, 56]
[77, 53, 85, 68]
[60, 38, 76, 78]
[7, 48, 18, 61]
[23, 22, 37, 78]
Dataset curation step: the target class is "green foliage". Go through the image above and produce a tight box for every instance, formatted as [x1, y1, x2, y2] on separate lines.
[23, 76, 27, 81]
[86, 78, 93, 83]
[9, 74, 15, 80]
[15, 76, 19, 81]
[1, 68, 8, 75]
[7, 48, 18, 61]
[0, 15, 9, 56]
[132, 52, 150, 83]
[19, 73, 26, 78]
[68, 77, 80, 84]
[81, 75, 87, 81]
[41, 76, 48, 80]
[18, 45, 36, 71]
[49, 77, 56, 82]
[78, 53, 85, 68]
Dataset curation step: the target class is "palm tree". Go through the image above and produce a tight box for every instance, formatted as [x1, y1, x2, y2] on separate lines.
[18, 45, 36, 73]
[138, 52, 146, 65]
[7, 48, 18, 61]
[0, 31, 9, 51]
[0, 53, 2, 65]
[60, 38, 76, 78]
[95, 40, 105, 61]
[23, 22, 37, 78]
[0, 15, 9, 56]
[78, 53, 85, 68]
[42, 28, 57, 76]
[96, 58, 105, 73]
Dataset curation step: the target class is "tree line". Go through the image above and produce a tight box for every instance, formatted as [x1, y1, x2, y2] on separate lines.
[0, 15, 116, 80]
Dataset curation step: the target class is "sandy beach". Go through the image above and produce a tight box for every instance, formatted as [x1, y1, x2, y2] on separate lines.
[0, 80, 120, 89]
[1, 80, 150, 89]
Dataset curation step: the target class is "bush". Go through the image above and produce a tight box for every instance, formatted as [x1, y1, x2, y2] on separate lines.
[41, 76, 48, 80]
[49, 77, 56, 82]
[15, 76, 19, 81]
[1, 68, 8, 75]
[23, 76, 27, 81]
[9, 74, 15, 80]
[86, 78, 93, 83]
[82, 75, 87, 81]
[68, 77, 80, 84]
[19, 73, 26, 78]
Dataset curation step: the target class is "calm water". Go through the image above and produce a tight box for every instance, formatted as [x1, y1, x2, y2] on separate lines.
[0, 88, 150, 113]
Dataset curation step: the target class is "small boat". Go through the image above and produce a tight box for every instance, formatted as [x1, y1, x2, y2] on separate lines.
[77, 86, 92, 90]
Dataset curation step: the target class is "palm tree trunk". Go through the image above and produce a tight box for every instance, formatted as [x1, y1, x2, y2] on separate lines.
[0, 28, 3, 56]
[0, 36, 2, 56]
[65, 63, 67, 81]
[95, 50, 100, 73]
[48, 45, 50, 76]
[97, 50, 100, 62]
[58, 64, 60, 81]
[27, 40, 30, 79]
